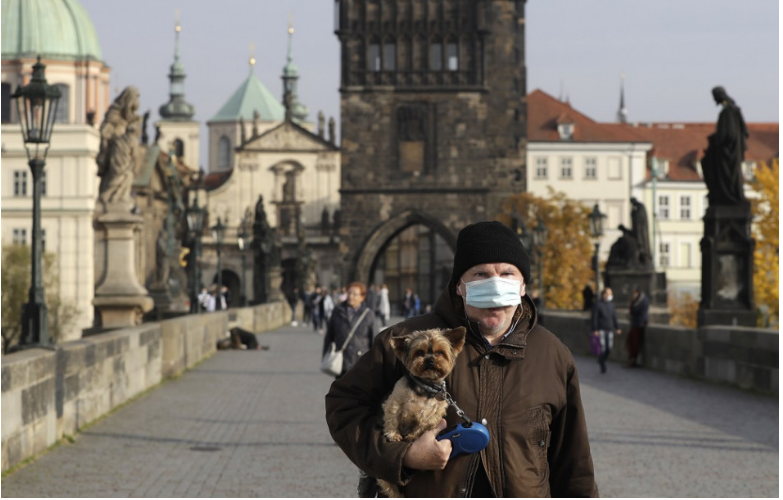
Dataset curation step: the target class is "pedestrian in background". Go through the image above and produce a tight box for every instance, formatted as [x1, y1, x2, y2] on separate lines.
[287, 288, 299, 326]
[582, 285, 595, 311]
[321, 287, 335, 332]
[310, 286, 324, 333]
[377, 283, 391, 327]
[626, 286, 650, 367]
[401, 287, 415, 318]
[323, 282, 377, 378]
[300, 286, 313, 324]
[592, 287, 621, 374]
[366, 284, 379, 315]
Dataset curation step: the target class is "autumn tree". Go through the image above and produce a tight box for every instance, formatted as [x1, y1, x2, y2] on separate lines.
[750, 159, 779, 327]
[1, 245, 78, 353]
[497, 188, 594, 310]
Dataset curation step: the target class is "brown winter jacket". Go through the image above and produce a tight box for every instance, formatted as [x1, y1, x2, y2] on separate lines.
[324, 287, 599, 498]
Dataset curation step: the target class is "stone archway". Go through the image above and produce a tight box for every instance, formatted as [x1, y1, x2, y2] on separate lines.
[351, 209, 457, 286]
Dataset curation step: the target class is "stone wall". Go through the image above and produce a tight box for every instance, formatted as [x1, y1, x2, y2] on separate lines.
[1, 301, 290, 473]
[542, 311, 778, 393]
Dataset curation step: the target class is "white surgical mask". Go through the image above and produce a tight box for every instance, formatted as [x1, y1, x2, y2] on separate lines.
[461, 277, 523, 309]
[606, 295, 613, 302]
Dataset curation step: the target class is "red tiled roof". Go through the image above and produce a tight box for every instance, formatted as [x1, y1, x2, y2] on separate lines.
[203, 170, 232, 190]
[527, 89, 649, 143]
[621, 122, 779, 181]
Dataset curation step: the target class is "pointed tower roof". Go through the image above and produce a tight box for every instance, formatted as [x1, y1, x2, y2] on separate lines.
[209, 59, 285, 123]
[281, 18, 308, 122]
[159, 12, 195, 121]
[617, 73, 628, 124]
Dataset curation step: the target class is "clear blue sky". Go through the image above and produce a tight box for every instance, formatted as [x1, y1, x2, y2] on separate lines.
[79, 0, 779, 171]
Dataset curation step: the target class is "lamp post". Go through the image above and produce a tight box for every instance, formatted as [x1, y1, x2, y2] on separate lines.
[211, 217, 226, 310]
[588, 204, 607, 296]
[532, 218, 548, 309]
[237, 218, 249, 307]
[13, 56, 61, 346]
[185, 183, 205, 313]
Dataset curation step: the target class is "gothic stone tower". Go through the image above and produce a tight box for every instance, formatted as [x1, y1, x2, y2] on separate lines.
[336, 0, 528, 283]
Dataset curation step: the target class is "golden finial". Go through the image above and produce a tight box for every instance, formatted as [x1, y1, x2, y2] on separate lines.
[249, 42, 256, 69]
[175, 8, 181, 32]
[288, 13, 294, 34]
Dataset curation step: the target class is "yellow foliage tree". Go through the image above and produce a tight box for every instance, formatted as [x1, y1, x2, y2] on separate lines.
[750, 159, 779, 327]
[497, 188, 594, 310]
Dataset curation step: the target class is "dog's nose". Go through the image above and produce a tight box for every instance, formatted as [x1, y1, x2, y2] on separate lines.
[425, 358, 435, 367]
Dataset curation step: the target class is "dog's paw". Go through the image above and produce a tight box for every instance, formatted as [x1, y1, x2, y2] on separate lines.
[385, 431, 403, 442]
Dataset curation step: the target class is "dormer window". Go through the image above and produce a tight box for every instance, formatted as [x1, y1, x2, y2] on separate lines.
[557, 119, 574, 141]
[651, 157, 668, 179]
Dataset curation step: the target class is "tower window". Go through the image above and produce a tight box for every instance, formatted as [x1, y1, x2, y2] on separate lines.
[446, 43, 458, 71]
[368, 43, 381, 71]
[1, 83, 10, 123]
[174, 139, 185, 159]
[429, 42, 442, 70]
[218, 135, 232, 169]
[54, 84, 69, 124]
[383, 42, 396, 71]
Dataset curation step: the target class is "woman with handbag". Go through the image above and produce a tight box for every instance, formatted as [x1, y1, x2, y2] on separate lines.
[322, 282, 378, 378]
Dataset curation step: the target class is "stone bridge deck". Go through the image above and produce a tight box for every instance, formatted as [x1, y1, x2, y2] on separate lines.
[2, 320, 778, 497]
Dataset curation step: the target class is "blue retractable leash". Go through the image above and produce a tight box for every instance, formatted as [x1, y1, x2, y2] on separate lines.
[429, 381, 490, 459]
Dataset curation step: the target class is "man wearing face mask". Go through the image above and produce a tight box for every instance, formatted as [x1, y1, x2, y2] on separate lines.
[325, 221, 598, 497]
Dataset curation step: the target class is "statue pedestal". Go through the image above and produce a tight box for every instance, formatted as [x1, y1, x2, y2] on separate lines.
[603, 269, 667, 307]
[269, 267, 284, 302]
[93, 210, 153, 328]
[148, 284, 189, 319]
[698, 204, 756, 327]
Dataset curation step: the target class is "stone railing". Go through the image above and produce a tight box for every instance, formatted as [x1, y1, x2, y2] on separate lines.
[1, 301, 290, 473]
[542, 310, 778, 394]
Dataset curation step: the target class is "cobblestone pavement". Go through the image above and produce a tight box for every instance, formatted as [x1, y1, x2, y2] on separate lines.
[2, 319, 778, 497]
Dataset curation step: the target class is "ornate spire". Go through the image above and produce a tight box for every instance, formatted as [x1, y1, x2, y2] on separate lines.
[281, 15, 308, 122]
[249, 42, 256, 74]
[617, 73, 628, 124]
[159, 9, 195, 121]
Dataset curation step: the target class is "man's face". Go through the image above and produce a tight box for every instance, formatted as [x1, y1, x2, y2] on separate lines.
[456, 263, 525, 335]
[603, 288, 613, 301]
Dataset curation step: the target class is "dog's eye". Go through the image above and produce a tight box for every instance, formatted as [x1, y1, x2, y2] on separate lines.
[415, 350, 425, 358]
[434, 350, 445, 357]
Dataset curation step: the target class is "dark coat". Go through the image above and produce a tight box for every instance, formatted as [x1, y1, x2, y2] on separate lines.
[591, 299, 619, 332]
[630, 293, 650, 329]
[323, 302, 377, 375]
[325, 288, 598, 497]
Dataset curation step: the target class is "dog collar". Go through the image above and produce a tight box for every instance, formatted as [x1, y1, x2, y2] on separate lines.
[406, 374, 445, 397]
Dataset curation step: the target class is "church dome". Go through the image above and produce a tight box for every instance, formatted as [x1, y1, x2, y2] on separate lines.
[1, 0, 103, 62]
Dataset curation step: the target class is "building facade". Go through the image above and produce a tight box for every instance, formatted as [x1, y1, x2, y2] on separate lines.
[1, 0, 111, 337]
[336, 0, 529, 304]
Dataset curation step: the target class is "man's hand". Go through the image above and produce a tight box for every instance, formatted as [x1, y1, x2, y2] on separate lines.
[402, 419, 451, 470]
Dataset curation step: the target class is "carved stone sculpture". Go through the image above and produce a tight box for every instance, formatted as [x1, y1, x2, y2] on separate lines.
[252, 109, 260, 137]
[96, 86, 142, 211]
[328, 117, 336, 144]
[252, 195, 272, 303]
[630, 198, 652, 269]
[317, 111, 325, 138]
[702, 86, 749, 206]
[240, 117, 247, 144]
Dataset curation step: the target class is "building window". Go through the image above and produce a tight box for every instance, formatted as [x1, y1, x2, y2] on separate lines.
[560, 157, 573, 179]
[14, 170, 27, 196]
[680, 195, 691, 220]
[658, 195, 669, 220]
[659, 242, 670, 267]
[368, 43, 381, 71]
[383, 42, 396, 71]
[1, 82, 10, 123]
[54, 84, 69, 123]
[584, 157, 597, 179]
[446, 42, 458, 70]
[557, 123, 573, 140]
[174, 138, 185, 159]
[429, 42, 442, 70]
[12, 228, 27, 245]
[218, 135, 231, 169]
[535, 157, 548, 179]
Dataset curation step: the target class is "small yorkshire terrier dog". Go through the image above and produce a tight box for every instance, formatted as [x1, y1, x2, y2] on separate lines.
[376, 326, 467, 498]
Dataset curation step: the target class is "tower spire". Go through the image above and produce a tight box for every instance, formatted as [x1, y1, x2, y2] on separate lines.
[249, 42, 256, 74]
[617, 73, 628, 124]
[281, 15, 308, 122]
[159, 9, 195, 121]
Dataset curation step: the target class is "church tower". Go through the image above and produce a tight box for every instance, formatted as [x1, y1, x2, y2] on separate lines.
[335, 0, 528, 285]
[281, 19, 309, 122]
[156, 12, 199, 169]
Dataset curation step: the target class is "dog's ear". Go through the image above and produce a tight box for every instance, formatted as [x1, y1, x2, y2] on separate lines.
[389, 333, 410, 360]
[444, 327, 466, 354]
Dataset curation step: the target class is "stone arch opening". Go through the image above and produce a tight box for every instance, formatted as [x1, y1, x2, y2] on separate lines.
[352, 210, 457, 312]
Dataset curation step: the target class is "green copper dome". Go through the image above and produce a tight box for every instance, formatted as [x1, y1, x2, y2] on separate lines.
[1, 0, 103, 62]
[209, 72, 284, 123]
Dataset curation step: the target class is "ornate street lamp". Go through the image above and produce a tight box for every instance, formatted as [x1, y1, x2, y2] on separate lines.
[588, 204, 607, 296]
[237, 218, 249, 307]
[513, 209, 533, 253]
[211, 217, 226, 310]
[532, 218, 548, 309]
[13, 56, 62, 346]
[186, 185, 205, 313]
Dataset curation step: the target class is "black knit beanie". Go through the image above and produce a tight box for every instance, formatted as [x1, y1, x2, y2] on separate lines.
[450, 221, 531, 288]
